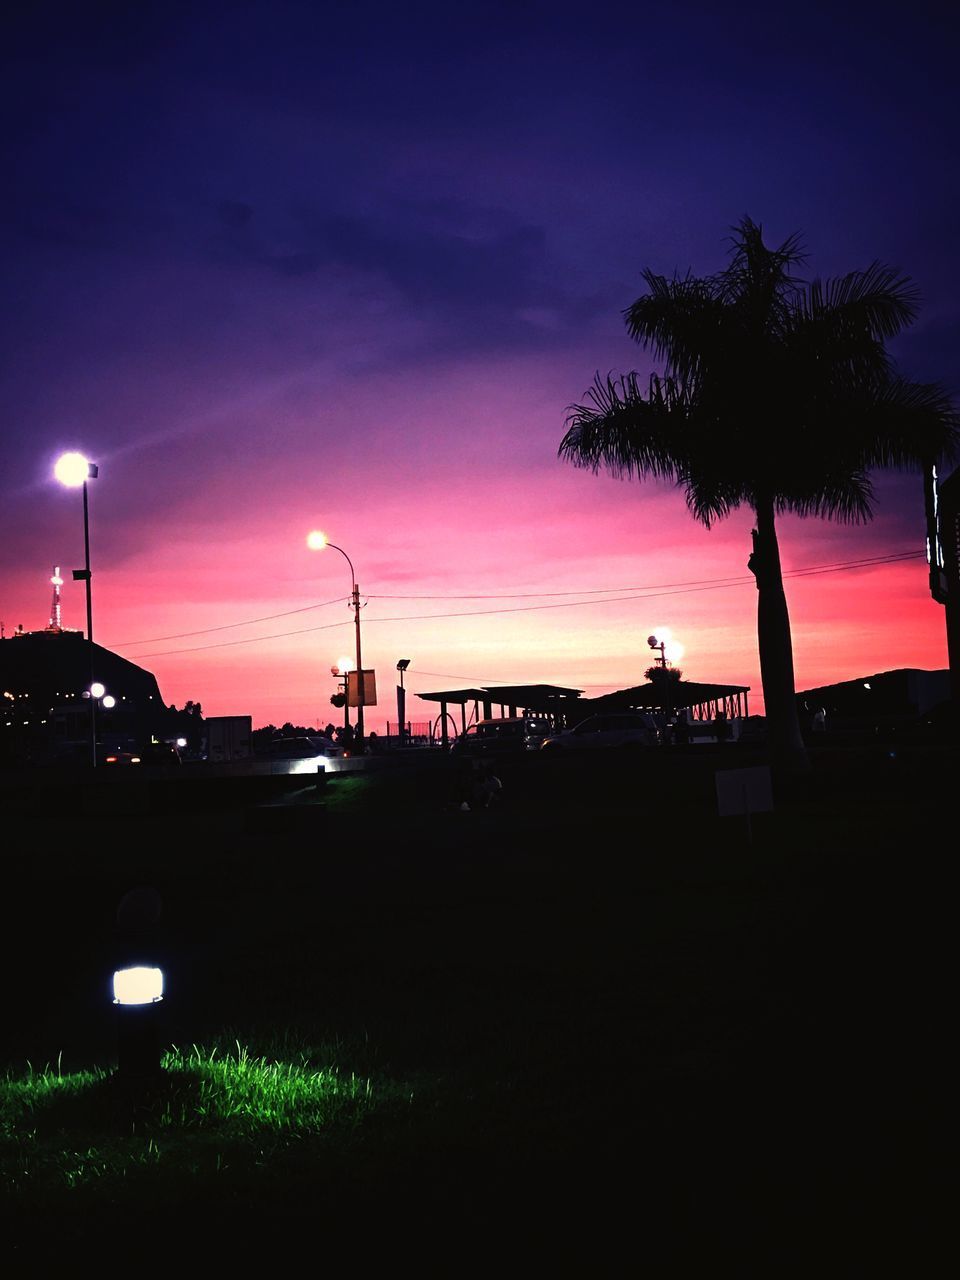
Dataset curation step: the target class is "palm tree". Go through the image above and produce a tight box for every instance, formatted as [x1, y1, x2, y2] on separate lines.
[560, 217, 959, 773]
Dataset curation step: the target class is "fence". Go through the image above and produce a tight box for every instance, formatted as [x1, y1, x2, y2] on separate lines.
[383, 721, 436, 746]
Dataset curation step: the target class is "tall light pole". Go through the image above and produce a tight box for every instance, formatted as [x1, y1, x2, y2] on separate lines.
[308, 531, 365, 751]
[56, 452, 99, 767]
[397, 659, 410, 746]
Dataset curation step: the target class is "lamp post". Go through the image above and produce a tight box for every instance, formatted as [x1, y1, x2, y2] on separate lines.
[308, 532, 365, 751]
[332, 656, 354, 739]
[648, 629, 685, 744]
[55, 452, 99, 767]
[397, 659, 410, 746]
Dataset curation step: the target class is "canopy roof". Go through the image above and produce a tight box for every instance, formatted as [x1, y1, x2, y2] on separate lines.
[417, 683, 583, 709]
[589, 680, 749, 712]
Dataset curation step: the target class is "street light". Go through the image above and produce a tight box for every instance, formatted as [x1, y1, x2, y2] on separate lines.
[648, 629, 684, 743]
[308, 531, 365, 750]
[56, 451, 99, 768]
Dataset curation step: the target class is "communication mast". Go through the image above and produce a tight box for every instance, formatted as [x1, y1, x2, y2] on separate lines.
[47, 565, 64, 632]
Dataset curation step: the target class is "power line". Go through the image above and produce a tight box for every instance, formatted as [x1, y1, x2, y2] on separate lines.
[113, 549, 922, 650]
[109, 595, 350, 648]
[131, 549, 924, 659]
[366, 550, 921, 597]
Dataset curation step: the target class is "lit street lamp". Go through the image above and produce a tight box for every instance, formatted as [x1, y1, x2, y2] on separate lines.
[308, 531, 365, 751]
[56, 451, 99, 767]
[648, 629, 684, 742]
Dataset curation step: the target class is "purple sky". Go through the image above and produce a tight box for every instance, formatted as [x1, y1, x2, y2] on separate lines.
[2, 1, 957, 730]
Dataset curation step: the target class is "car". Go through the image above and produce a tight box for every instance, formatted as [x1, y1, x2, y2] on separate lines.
[450, 717, 553, 757]
[138, 741, 183, 767]
[540, 712, 659, 751]
[257, 735, 341, 759]
[101, 748, 143, 765]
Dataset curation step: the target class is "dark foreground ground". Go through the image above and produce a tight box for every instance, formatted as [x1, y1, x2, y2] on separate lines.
[0, 744, 952, 1268]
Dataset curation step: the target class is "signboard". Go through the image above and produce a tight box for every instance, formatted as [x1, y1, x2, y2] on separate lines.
[715, 765, 773, 818]
[347, 669, 377, 707]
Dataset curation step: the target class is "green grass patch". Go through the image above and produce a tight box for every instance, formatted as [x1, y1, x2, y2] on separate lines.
[1, 1038, 416, 1199]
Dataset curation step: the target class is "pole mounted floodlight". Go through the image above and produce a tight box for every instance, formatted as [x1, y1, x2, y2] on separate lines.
[308, 531, 365, 750]
[396, 660, 411, 746]
[113, 965, 164, 1078]
[56, 452, 99, 767]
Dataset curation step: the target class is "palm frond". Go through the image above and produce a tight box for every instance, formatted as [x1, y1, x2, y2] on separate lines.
[559, 372, 688, 482]
[716, 216, 807, 312]
[684, 474, 752, 528]
[777, 468, 876, 525]
[624, 274, 725, 385]
[803, 262, 920, 340]
[849, 377, 960, 469]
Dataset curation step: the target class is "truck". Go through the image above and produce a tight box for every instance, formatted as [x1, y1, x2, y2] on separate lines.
[204, 715, 253, 762]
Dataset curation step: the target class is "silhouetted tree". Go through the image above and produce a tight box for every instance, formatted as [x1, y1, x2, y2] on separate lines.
[644, 665, 683, 684]
[561, 216, 959, 772]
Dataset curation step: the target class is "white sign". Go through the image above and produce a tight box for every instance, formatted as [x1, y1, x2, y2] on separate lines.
[715, 766, 773, 817]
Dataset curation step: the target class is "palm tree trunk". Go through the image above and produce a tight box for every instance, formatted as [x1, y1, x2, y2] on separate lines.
[749, 496, 810, 775]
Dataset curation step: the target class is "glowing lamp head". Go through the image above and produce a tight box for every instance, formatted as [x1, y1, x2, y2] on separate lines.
[650, 626, 683, 663]
[336, 655, 354, 674]
[306, 530, 329, 551]
[101, 694, 116, 709]
[113, 966, 163, 1005]
[90, 681, 106, 699]
[176, 737, 187, 748]
[54, 451, 93, 488]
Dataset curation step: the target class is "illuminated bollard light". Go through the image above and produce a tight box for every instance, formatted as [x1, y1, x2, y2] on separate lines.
[113, 965, 164, 1078]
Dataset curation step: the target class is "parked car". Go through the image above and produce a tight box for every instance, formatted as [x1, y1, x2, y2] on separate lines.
[540, 712, 659, 751]
[138, 741, 182, 767]
[257, 735, 341, 759]
[101, 748, 143, 765]
[450, 717, 553, 757]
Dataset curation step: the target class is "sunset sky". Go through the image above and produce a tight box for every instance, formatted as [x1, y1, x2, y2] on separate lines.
[2, 1, 957, 732]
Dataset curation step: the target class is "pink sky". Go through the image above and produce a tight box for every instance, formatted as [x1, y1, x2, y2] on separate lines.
[6, 353, 946, 733]
[2, 3, 956, 733]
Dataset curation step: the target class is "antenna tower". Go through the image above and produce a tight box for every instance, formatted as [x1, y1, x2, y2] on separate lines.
[47, 565, 64, 632]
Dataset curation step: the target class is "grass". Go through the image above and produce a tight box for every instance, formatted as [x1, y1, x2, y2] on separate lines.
[2, 1039, 414, 1196]
[1, 745, 954, 1263]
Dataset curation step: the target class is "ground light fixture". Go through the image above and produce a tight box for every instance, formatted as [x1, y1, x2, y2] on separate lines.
[113, 965, 164, 1078]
